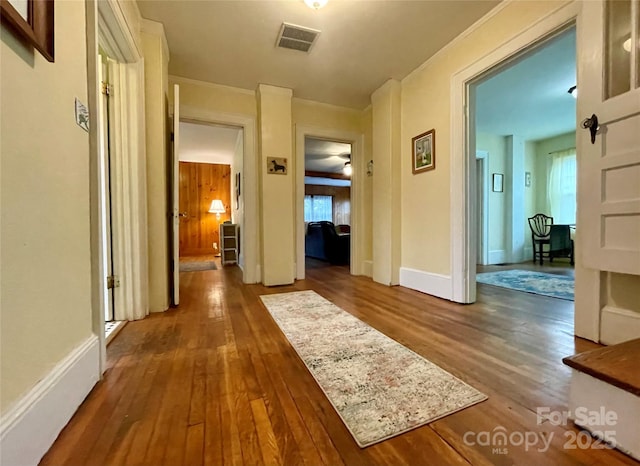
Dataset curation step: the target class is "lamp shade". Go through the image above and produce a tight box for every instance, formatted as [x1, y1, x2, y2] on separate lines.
[208, 199, 226, 214]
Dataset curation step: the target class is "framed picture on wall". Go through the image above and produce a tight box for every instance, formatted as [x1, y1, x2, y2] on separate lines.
[412, 129, 436, 174]
[235, 172, 241, 209]
[492, 173, 504, 192]
[0, 0, 55, 62]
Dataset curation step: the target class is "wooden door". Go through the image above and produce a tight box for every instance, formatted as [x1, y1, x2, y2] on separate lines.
[179, 162, 232, 256]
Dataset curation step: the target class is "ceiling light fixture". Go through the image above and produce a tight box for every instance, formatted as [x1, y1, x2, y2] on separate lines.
[568, 85, 577, 99]
[343, 161, 352, 176]
[304, 0, 328, 10]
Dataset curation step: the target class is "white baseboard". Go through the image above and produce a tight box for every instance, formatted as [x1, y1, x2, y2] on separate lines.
[600, 306, 640, 345]
[362, 260, 373, 278]
[399, 267, 452, 301]
[0, 335, 100, 466]
[568, 370, 640, 460]
[488, 249, 506, 264]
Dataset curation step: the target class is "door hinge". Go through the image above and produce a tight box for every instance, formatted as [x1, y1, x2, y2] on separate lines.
[101, 82, 113, 96]
[107, 275, 120, 289]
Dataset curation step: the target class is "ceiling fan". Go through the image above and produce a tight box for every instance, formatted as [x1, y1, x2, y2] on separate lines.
[338, 153, 352, 176]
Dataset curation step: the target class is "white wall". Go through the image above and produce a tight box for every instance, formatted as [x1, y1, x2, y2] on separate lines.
[477, 132, 508, 264]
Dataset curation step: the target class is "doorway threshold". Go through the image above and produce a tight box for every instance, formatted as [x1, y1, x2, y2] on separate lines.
[105, 320, 126, 345]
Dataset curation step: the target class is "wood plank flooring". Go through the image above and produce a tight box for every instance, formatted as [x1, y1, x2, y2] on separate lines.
[40, 261, 639, 465]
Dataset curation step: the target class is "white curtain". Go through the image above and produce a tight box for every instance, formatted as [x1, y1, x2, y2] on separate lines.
[304, 195, 333, 222]
[547, 148, 576, 224]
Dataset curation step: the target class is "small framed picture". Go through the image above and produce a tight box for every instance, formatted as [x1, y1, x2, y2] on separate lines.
[235, 172, 241, 209]
[412, 129, 435, 174]
[492, 173, 504, 192]
[267, 157, 287, 175]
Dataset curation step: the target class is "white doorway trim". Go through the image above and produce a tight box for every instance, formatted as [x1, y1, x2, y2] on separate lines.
[179, 106, 260, 284]
[475, 151, 489, 266]
[450, 2, 579, 304]
[87, 0, 145, 375]
[295, 125, 365, 279]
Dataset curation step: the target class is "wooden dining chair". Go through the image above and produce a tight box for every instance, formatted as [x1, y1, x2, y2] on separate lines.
[528, 213, 553, 265]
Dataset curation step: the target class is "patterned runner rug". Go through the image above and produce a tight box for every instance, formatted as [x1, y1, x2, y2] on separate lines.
[179, 260, 217, 272]
[260, 290, 487, 447]
[476, 269, 574, 300]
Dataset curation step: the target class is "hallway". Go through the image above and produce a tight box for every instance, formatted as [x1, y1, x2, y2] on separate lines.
[40, 266, 637, 465]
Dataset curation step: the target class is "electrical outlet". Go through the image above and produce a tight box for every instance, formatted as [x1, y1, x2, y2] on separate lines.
[213, 242, 218, 250]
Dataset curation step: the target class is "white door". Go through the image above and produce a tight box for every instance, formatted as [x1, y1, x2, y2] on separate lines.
[580, 0, 640, 275]
[172, 84, 181, 305]
[99, 52, 115, 322]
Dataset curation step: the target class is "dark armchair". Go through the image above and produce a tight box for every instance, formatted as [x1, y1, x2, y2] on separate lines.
[305, 221, 350, 265]
[528, 213, 553, 265]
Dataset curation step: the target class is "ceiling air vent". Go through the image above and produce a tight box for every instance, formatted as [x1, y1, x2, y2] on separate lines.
[276, 23, 320, 53]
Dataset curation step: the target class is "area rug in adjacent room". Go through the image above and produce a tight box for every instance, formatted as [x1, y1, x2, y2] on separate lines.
[178, 260, 217, 272]
[259, 290, 487, 447]
[476, 269, 574, 301]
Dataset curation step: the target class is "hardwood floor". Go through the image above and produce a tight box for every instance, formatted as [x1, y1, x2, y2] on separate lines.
[40, 263, 638, 466]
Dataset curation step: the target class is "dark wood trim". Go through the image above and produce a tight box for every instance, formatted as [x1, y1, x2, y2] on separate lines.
[0, 0, 54, 62]
[305, 170, 350, 181]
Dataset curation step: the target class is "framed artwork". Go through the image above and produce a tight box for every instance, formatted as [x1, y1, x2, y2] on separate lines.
[235, 172, 241, 209]
[267, 157, 287, 175]
[0, 0, 55, 62]
[412, 129, 435, 174]
[492, 173, 504, 192]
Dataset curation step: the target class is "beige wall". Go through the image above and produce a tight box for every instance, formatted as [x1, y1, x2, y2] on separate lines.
[142, 23, 171, 312]
[0, 1, 93, 412]
[172, 77, 257, 117]
[399, 0, 570, 276]
[292, 98, 362, 134]
[361, 106, 374, 267]
[607, 273, 640, 313]
[257, 85, 295, 286]
[372, 80, 402, 285]
[170, 77, 370, 281]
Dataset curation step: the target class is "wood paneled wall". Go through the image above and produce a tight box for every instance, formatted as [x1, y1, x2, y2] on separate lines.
[305, 184, 351, 225]
[179, 162, 231, 256]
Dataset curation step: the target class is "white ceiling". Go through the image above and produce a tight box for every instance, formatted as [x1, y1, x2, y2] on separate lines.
[475, 27, 576, 142]
[137, 0, 501, 109]
[179, 122, 242, 165]
[305, 137, 351, 173]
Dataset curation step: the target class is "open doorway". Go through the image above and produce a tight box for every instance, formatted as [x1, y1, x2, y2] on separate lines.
[177, 121, 243, 273]
[303, 137, 353, 272]
[470, 26, 577, 303]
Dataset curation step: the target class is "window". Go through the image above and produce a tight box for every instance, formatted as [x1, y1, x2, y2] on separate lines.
[304, 195, 332, 222]
[547, 148, 576, 224]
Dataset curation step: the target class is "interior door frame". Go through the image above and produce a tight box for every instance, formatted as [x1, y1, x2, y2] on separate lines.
[451, 2, 579, 303]
[87, 0, 145, 374]
[176, 102, 260, 284]
[295, 125, 365, 279]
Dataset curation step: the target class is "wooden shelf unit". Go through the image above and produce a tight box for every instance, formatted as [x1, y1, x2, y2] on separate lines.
[220, 223, 238, 265]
